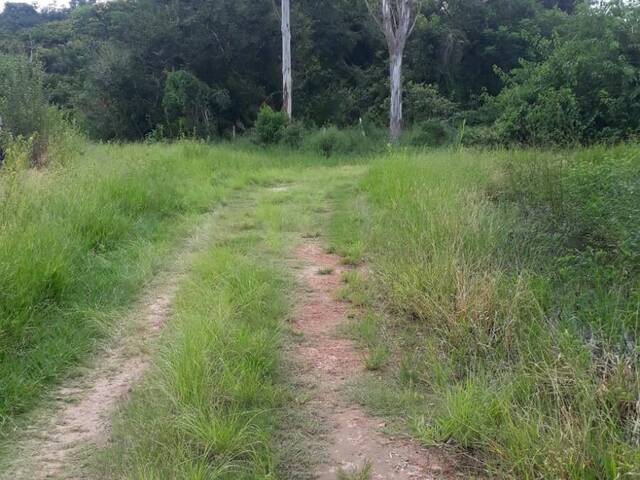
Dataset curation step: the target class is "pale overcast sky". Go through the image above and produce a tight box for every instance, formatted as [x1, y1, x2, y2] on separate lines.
[0, 0, 70, 12]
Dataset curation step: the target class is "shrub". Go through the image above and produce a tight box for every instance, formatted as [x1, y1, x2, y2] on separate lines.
[281, 121, 306, 148]
[162, 70, 229, 139]
[493, 4, 640, 145]
[302, 126, 379, 157]
[405, 120, 456, 147]
[0, 54, 47, 140]
[460, 125, 501, 147]
[404, 82, 458, 125]
[255, 105, 288, 144]
[0, 55, 81, 168]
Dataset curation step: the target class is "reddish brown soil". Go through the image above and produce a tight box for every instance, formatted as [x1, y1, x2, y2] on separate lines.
[293, 242, 457, 479]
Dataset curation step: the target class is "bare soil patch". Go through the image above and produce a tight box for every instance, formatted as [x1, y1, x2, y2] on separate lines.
[293, 242, 457, 479]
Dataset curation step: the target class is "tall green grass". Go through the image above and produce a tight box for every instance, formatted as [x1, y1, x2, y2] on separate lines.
[103, 248, 289, 478]
[0, 142, 221, 426]
[332, 147, 640, 478]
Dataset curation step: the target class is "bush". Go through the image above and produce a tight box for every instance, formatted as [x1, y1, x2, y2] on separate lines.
[497, 145, 640, 335]
[0, 54, 47, 140]
[405, 120, 456, 147]
[162, 70, 229, 139]
[302, 126, 380, 157]
[255, 105, 288, 144]
[281, 121, 306, 148]
[0, 55, 81, 168]
[460, 125, 501, 147]
[404, 82, 458, 125]
[493, 4, 640, 145]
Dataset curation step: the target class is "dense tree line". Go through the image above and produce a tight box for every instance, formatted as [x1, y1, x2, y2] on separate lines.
[1, 0, 639, 145]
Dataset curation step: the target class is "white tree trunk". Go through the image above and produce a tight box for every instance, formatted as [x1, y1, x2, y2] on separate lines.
[368, 0, 418, 142]
[281, 0, 292, 120]
[389, 52, 403, 142]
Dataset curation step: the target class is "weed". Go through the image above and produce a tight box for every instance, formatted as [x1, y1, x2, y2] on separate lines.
[337, 460, 373, 480]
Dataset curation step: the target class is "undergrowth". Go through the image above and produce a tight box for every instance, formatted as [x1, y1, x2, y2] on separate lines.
[331, 147, 640, 479]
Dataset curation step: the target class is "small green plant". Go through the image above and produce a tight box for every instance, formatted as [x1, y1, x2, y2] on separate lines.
[337, 461, 373, 480]
[364, 345, 389, 371]
[1, 135, 34, 171]
[317, 267, 334, 275]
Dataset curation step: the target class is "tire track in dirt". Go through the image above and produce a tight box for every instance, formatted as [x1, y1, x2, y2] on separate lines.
[1, 209, 221, 480]
[293, 241, 458, 480]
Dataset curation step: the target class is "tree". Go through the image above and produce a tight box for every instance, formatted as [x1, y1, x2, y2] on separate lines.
[0, 3, 43, 32]
[281, 0, 292, 120]
[366, 0, 420, 142]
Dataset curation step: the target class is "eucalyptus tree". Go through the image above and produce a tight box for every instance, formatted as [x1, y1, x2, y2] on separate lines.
[366, 0, 421, 142]
[281, 0, 292, 120]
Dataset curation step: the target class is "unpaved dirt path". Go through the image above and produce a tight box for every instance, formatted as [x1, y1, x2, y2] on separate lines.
[293, 242, 457, 480]
[1, 210, 221, 480]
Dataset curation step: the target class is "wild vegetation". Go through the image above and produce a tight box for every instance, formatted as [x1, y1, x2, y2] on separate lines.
[1, 0, 638, 148]
[0, 143, 221, 425]
[1, 0, 639, 479]
[330, 147, 640, 478]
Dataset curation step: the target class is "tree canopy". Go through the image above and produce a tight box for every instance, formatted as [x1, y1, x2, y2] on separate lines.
[1, 0, 638, 145]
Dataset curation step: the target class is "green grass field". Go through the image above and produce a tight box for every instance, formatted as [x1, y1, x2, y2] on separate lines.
[1, 142, 638, 478]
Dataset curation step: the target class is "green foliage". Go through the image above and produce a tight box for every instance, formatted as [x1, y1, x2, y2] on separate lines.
[162, 70, 213, 138]
[76, 44, 156, 140]
[0, 54, 47, 145]
[0, 54, 81, 166]
[496, 145, 640, 335]
[0, 0, 591, 143]
[460, 124, 501, 147]
[281, 121, 306, 148]
[404, 120, 456, 147]
[403, 82, 457, 125]
[162, 69, 229, 139]
[494, 3, 640, 145]
[0, 135, 33, 171]
[303, 126, 381, 157]
[0, 3, 44, 32]
[255, 105, 288, 145]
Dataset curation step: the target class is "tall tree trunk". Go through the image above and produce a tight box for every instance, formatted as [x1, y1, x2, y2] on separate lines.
[281, 0, 292, 120]
[367, 0, 419, 143]
[389, 52, 403, 142]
